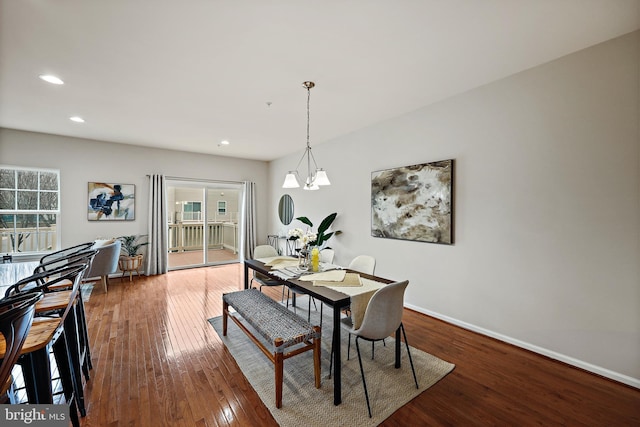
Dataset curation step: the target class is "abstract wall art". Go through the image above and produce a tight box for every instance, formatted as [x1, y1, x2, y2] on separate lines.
[87, 182, 135, 221]
[371, 159, 453, 244]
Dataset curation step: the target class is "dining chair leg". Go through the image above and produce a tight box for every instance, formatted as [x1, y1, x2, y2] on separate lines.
[64, 306, 87, 416]
[401, 323, 419, 389]
[20, 349, 53, 404]
[355, 337, 372, 418]
[286, 289, 297, 315]
[75, 293, 92, 378]
[52, 329, 81, 427]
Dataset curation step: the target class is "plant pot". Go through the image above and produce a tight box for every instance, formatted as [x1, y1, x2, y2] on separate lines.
[118, 254, 143, 281]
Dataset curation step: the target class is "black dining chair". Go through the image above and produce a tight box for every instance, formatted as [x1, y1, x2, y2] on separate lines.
[0, 290, 43, 404]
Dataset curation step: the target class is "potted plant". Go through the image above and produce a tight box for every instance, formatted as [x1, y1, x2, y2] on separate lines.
[295, 212, 340, 248]
[117, 234, 149, 279]
[287, 213, 341, 267]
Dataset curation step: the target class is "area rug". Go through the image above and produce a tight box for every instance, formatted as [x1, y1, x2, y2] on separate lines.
[81, 282, 95, 302]
[208, 299, 454, 427]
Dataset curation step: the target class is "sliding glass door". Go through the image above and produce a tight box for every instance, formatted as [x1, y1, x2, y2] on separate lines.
[166, 179, 242, 270]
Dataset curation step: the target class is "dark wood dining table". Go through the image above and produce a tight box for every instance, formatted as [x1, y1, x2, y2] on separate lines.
[243, 258, 395, 406]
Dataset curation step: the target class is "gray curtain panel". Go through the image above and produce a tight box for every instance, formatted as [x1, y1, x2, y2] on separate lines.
[242, 181, 256, 260]
[146, 174, 168, 275]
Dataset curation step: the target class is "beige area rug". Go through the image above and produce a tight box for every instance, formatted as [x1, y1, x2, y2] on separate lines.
[208, 298, 454, 426]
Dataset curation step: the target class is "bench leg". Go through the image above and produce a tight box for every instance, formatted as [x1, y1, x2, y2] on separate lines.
[222, 300, 229, 336]
[313, 326, 321, 389]
[275, 339, 284, 408]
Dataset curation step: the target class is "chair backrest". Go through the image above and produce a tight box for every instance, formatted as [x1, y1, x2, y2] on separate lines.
[0, 291, 43, 397]
[253, 245, 278, 259]
[5, 263, 88, 297]
[34, 248, 97, 276]
[86, 240, 121, 278]
[356, 280, 409, 340]
[320, 249, 335, 264]
[348, 255, 376, 275]
[39, 242, 94, 265]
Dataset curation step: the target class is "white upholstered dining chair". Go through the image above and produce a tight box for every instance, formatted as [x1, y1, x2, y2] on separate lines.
[348, 255, 376, 275]
[348, 280, 418, 418]
[251, 245, 286, 302]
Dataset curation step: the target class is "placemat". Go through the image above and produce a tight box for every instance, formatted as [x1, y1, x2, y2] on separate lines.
[313, 272, 362, 287]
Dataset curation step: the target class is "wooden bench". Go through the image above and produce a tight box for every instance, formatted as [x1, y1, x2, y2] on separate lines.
[222, 289, 321, 408]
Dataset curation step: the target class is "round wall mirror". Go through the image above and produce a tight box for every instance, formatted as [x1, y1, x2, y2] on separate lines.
[278, 194, 294, 225]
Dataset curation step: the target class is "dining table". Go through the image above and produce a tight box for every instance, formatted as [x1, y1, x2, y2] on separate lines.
[0, 261, 39, 295]
[243, 257, 397, 406]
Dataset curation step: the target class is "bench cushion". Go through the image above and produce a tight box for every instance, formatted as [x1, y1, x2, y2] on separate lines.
[223, 289, 318, 353]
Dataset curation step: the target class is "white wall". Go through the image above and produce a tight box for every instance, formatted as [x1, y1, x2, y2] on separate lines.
[269, 31, 640, 385]
[0, 130, 269, 251]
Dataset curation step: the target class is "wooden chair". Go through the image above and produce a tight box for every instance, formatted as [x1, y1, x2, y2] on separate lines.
[0, 290, 42, 404]
[7, 264, 90, 419]
[34, 249, 97, 381]
[39, 242, 95, 266]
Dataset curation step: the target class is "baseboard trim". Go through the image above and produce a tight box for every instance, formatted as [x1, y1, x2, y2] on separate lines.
[405, 303, 640, 390]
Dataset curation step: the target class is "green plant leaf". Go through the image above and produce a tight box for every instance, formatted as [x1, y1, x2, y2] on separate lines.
[317, 213, 337, 234]
[296, 216, 313, 227]
[118, 234, 149, 256]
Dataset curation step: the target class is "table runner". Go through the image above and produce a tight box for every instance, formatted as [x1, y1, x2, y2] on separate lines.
[255, 257, 388, 329]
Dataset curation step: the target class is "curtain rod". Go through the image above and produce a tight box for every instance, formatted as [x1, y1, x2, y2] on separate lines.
[146, 175, 245, 185]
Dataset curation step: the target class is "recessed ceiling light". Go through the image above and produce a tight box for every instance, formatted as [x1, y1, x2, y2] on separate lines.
[220, 140, 230, 145]
[69, 116, 85, 123]
[39, 74, 64, 85]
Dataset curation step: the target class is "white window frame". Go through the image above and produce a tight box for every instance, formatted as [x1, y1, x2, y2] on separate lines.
[217, 200, 227, 215]
[0, 165, 61, 256]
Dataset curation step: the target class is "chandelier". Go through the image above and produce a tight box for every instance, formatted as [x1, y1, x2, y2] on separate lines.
[282, 81, 331, 190]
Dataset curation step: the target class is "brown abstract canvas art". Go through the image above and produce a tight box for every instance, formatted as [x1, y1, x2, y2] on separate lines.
[371, 159, 453, 244]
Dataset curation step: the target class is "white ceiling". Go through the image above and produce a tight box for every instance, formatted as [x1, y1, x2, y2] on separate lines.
[1, 1, 638, 162]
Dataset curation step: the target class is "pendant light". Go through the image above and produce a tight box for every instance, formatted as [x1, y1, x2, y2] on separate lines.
[282, 81, 331, 190]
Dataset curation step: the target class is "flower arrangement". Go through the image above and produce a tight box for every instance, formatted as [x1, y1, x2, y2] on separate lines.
[287, 228, 317, 248]
[287, 212, 340, 267]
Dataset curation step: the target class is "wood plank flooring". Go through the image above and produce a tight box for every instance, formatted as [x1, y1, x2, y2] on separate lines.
[78, 264, 640, 426]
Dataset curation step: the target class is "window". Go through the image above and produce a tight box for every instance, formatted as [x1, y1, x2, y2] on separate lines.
[0, 166, 60, 254]
[182, 201, 202, 221]
[217, 200, 227, 215]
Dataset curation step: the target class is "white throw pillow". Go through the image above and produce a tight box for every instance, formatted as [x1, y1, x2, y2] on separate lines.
[93, 238, 116, 248]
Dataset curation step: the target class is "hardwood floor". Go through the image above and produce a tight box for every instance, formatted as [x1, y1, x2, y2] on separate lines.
[168, 248, 239, 269]
[78, 264, 639, 426]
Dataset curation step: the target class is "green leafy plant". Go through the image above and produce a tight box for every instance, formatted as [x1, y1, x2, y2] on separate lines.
[118, 234, 149, 257]
[295, 212, 341, 247]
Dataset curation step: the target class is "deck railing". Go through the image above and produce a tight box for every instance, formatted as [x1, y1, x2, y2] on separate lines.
[1, 223, 238, 256]
[168, 222, 238, 254]
[0, 227, 58, 254]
